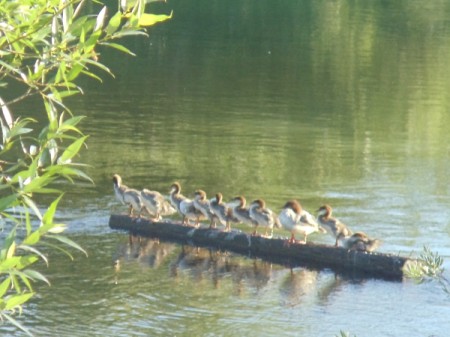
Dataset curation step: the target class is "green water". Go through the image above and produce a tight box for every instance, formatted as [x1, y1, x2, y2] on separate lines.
[3, 0, 450, 336]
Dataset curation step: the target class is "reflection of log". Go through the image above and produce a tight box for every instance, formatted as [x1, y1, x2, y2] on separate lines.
[109, 214, 412, 280]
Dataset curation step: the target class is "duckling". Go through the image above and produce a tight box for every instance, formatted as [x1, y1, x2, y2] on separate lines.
[169, 182, 203, 225]
[193, 189, 215, 226]
[248, 199, 281, 237]
[169, 182, 185, 214]
[317, 204, 353, 246]
[228, 195, 256, 228]
[112, 174, 142, 217]
[140, 188, 176, 221]
[209, 193, 237, 231]
[279, 200, 325, 244]
[340, 232, 381, 252]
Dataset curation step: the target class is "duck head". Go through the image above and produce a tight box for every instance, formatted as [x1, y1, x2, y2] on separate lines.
[112, 174, 122, 187]
[283, 199, 302, 214]
[317, 204, 332, 218]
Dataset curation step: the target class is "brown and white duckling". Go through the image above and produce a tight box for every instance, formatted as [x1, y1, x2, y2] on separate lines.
[249, 199, 281, 237]
[169, 182, 185, 214]
[169, 182, 203, 225]
[278, 200, 325, 244]
[227, 195, 257, 228]
[209, 193, 237, 231]
[340, 232, 381, 252]
[141, 188, 176, 221]
[317, 204, 353, 246]
[112, 174, 142, 217]
[193, 189, 215, 226]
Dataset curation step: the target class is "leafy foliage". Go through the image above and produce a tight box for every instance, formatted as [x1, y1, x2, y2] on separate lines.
[0, 0, 171, 334]
[404, 246, 450, 294]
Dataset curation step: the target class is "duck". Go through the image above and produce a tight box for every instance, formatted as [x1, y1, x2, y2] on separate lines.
[140, 188, 176, 221]
[227, 195, 257, 228]
[193, 189, 215, 226]
[248, 199, 281, 237]
[340, 232, 381, 252]
[169, 182, 203, 225]
[209, 193, 237, 231]
[317, 204, 353, 247]
[278, 200, 325, 244]
[112, 174, 142, 217]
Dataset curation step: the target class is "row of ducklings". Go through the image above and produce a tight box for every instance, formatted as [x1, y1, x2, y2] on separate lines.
[112, 174, 380, 252]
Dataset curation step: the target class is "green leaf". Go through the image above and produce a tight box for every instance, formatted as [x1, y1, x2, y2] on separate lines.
[41, 194, 64, 228]
[4, 292, 35, 310]
[47, 234, 88, 257]
[0, 278, 11, 298]
[61, 115, 85, 128]
[43, 165, 93, 183]
[0, 228, 17, 261]
[67, 62, 85, 82]
[25, 208, 32, 236]
[6, 241, 16, 259]
[3, 313, 33, 337]
[17, 245, 49, 266]
[16, 270, 34, 292]
[84, 29, 102, 54]
[22, 269, 50, 286]
[22, 231, 41, 246]
[22, 195, 43, 221]
[0, 257, 21, 271]
[57, 115, 85, 135]
[16, 255, 39, 270]
[106, 11, 123, 35]
[100, 42, 135, 56]
[0, 194, 19, 213]
[57, 135, 88, 164]
[22, 174, 56, 194]
[138, 11, 173, 27]
[111, 29, 148, 39]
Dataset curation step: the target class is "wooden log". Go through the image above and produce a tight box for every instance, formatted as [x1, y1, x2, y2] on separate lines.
[109, 214, 412, 281]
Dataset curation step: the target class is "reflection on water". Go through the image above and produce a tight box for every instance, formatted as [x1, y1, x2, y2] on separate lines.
[114, 236, 275, 295]
[279, 269, 319, 307]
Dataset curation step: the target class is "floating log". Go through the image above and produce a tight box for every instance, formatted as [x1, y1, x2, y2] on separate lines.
[109, 214, 412, 281]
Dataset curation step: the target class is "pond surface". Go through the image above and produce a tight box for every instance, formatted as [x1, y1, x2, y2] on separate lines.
[3, 0, 450, 336]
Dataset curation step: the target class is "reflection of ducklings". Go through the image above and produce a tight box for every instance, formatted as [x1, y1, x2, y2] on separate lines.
[279, 269, 319, 306]
[207, 251, 233, 289]
[136, 239, 174, 268]
[113, 259, 121, 285]
[316, 274, 345, 305]
[171, 246, 214, 282]
[231, 260, 273, 294]
[113, 259, 121, 272]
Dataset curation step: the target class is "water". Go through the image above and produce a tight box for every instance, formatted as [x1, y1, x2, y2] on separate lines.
[3, 0, 450, 336]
